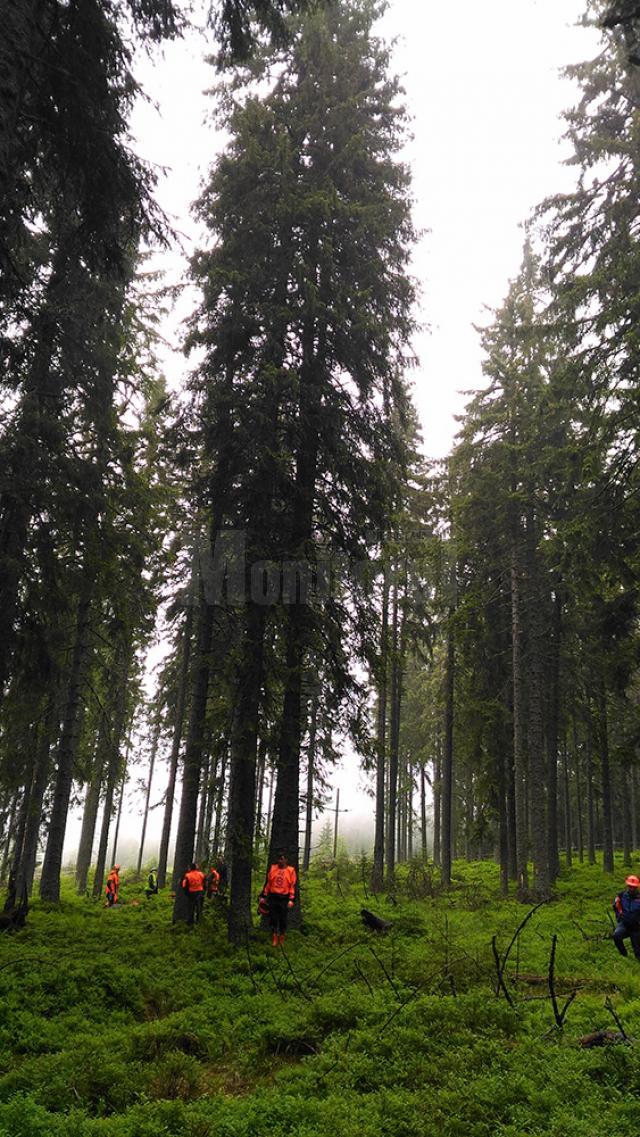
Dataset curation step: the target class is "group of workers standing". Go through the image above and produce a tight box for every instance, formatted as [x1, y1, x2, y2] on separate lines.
[180, 850, 298, 943]
[180, 859, 228, 924]
[105, 858, 639, 960]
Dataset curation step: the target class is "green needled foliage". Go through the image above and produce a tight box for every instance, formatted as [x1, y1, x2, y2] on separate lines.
[171, 0, 418, 937]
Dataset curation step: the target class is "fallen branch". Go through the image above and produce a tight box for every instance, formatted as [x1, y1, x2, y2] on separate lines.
[280, 944, 313, 1002]
[604, 996, 630, 1042]
[492, 901, 548, 1004]
[492, 935, 514, 1007]
[367, 944, 401, 1002]
[549, 934, 577, 1030]
[244, 933, 261, 995]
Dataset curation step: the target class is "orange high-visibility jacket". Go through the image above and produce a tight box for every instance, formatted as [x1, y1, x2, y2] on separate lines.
[182, 869, 205, 893]
[264, 864, 297, 901]
[106, 869, 119, 894]
[207, 868, 220, 892]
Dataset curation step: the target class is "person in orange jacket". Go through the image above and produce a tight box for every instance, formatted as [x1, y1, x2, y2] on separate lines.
[105, 865, 120, 907]
[205, 865, 220, 899]
[261, 850, 297, 946]
[181, 862, 205, 925]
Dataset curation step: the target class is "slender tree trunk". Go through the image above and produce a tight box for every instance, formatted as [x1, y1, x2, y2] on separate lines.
[76, 747, 105, 894]
[171, 598, 215, 914]
[92, 649, 131, 898]
[137, 723, 160, 875]
[562, 736, 572, 869]
[631, 766, 638, 853]
[40, 584, 92, 902]
[525, 507, 549, 898]
[372, 566, 389, 890]
[441, 564, 456, 889]
[420, 765, 428, 859]
[433, 737, 442, 868]
[585, 707, 596, 865]
[203, 749, 219, 862]
[0, 794, 18, 885]
[510, 535, 529, 895]
[546, 591, 561, 881]
[302, 691, 318, 871]
[157, 605, 193, 889]
[227, 602, 266, 944]
[195, 747, 211, 863]
[598, 683, 614, 873]
[621, 765, 632, 867]
[17, 695, 56, 896]
[573, 716, 584, 864]
[213, 744, 228, 856]
[110, 755, 129, 868]
[386, 576, 400, 886]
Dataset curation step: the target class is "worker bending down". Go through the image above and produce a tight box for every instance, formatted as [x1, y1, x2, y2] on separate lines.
[105, 865, 120, 907]
[261, 850, 297, 947]
[613, 874, 640, 960]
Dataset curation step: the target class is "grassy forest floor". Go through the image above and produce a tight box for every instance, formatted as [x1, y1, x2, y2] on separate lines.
[1, 858, 640, 1136]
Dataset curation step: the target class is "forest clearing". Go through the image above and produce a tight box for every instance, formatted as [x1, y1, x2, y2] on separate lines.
[1, 859, 640, 1137]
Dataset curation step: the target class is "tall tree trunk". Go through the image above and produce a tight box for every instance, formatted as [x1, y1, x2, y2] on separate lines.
[573, 716, 584, 864]
[631, 766, 638, 853]
[40, 582, 92, 902]
[597, 683, 614, 873]
[0, 794, 18, 885]
[203, 748, 219, 862]
[562, 736, 572, 868]
[372, 566, 389, 890]
[109, 753, 129, 868]
[420, 765, 428, 860]
[268, 284, 324, 904]
[195, 747, 211, 864]
[546, 591, 561, 882]
[433, 738, 442, 868]
[17, 695, 56, 896]
[525, 507, 549, 898]
[171, 598, 215, 914]
[441, 563, 456, 889]
[157, 604, 193, 889]
[385, 576, 400, 886]
[227, 602, 266, 944]
[621, 765, 632, 867]
[302, 690, 318, 871]
[510, 535, 529, 895]
[92, 647, 131, 898]
[75, 746, 105, 894]
[137, 722, 160, 875]
[585, 706, 596, 865]
[213, 743, 228, 857]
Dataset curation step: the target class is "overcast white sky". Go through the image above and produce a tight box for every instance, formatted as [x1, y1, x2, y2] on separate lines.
[65, 2, 603, 863]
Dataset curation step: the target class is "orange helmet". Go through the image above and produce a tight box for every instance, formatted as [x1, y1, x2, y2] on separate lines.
[625, 875, 640, 888]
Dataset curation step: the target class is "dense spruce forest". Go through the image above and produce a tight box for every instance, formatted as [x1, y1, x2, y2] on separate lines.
[3, 1, 640, 1130]
[3, 0, 640, 919]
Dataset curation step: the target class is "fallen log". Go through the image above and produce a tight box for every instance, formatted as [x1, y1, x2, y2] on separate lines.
[579, 1030, 629, 1048]
[361, 908, 392, 933]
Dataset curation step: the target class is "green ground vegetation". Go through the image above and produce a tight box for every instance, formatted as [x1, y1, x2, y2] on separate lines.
[1, 858, 639, 1136]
